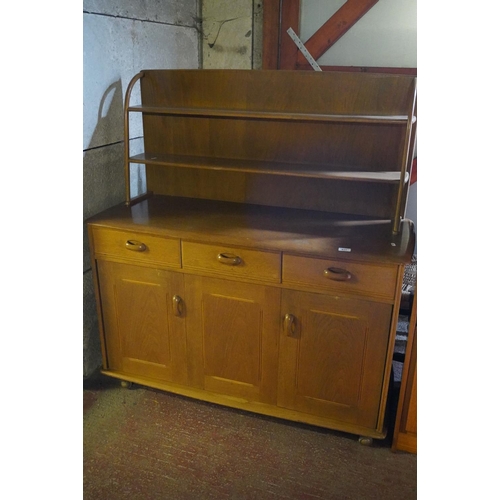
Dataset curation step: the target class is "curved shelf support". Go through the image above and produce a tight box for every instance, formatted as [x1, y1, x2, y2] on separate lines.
[123, 71, 145, 206]
[392, 78, 417, 234]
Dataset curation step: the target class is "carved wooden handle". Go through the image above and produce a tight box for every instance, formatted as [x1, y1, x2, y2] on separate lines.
[217, 253, 242, 266]
[125, 240, 147, 252]
[172, 295, 183, 317]
[284, 313, 299, 338]
[323, 267, 352, 281]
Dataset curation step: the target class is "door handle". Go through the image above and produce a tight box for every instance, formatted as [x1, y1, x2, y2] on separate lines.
[172, 295, 184, 317]
[284, 313, 299, 338]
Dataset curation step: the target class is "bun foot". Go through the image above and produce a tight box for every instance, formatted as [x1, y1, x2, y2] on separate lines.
[358, 436, 373, 446]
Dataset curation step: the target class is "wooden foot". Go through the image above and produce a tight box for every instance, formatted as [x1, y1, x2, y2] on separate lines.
[120, 380, 132, 389]
[358, 436, 373, 446]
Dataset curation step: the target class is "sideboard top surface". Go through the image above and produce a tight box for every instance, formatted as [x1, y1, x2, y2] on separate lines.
[87, 195, 414, 265]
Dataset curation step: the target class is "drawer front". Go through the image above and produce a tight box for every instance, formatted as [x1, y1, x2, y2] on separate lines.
[92, 227, 181, 268]
[182, 242, 281, 283]
[282, 254, 397, 299]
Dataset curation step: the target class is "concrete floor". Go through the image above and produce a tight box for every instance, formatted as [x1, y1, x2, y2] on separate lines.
[83, 372, 416, 499]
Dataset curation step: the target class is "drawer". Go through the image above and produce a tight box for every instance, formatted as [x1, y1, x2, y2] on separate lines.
[91, 227, 181, 268]
[182, 242, 281, 283]
[282, 254, 398, 299]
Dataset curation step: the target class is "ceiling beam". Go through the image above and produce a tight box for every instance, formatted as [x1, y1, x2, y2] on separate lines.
[295, 64, 417, 75]
[299, 0, 379, 65]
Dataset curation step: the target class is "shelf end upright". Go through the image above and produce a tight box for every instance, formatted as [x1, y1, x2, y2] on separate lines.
[123, 71, 145, 206]
[392, 77, 417, 234]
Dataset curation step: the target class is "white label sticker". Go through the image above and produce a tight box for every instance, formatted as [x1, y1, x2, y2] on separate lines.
[338, 247, 351, 252]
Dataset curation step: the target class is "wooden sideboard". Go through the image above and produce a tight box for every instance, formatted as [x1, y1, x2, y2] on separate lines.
[87, 70, 417, 444]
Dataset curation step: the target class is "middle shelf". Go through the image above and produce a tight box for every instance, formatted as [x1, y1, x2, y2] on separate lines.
[129, 152, 409, 184]
[128, 105, 415, 125]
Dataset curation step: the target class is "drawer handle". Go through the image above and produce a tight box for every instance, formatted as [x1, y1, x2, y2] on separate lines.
[284, 313, 299, 338]
[217, 253, 242, 266]
[323, 267, 352, 281]
[125, 240, 147, 252]
[172, 295, 184, 317]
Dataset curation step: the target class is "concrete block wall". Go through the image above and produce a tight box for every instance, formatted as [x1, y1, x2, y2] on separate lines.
[83, 0, 200, 377]
[201, 0, 263, 69]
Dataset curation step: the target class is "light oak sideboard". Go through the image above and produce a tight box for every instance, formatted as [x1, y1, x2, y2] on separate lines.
[87, 69, 417, 444]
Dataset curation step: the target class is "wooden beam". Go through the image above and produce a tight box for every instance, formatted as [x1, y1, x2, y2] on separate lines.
[278, 0, 301, 69]
[262, 0, 281, 69]
[296, 64, 417, 76]
[298, 0, 379, 65]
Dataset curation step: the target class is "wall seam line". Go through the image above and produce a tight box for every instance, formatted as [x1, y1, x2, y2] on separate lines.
[83, 10, 198, 30]
[84, 136, 144, 153]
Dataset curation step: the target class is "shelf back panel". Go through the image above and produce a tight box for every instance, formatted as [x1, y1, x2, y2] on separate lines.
[138, 69, 415, 116]
[141, 116, 406, 171]
[147, 166, 397, 219]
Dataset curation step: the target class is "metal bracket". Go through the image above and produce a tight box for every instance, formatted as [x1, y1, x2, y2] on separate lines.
[286, 28, 322, 72]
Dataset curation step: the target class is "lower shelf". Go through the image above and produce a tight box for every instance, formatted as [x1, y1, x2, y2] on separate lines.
[101, 369, 388, 441]
[129, 152, 408, 183]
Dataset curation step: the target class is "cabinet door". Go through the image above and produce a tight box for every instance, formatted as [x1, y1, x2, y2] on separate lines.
[184, 275, 280, 404]
[98, 260, 188, 384]
[278, 289, 393, 429]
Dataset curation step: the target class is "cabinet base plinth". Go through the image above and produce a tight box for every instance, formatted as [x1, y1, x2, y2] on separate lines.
[101, 369, 387, 441]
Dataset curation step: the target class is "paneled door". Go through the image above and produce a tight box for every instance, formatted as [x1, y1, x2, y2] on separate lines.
[184, 275, 281, 405]
[98, 260, 188, 384]
[278, 289, 393, 429]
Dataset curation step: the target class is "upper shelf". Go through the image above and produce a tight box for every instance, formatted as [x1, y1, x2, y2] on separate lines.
[130, 153, 409, 184]
[128, 105, 416, 125]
